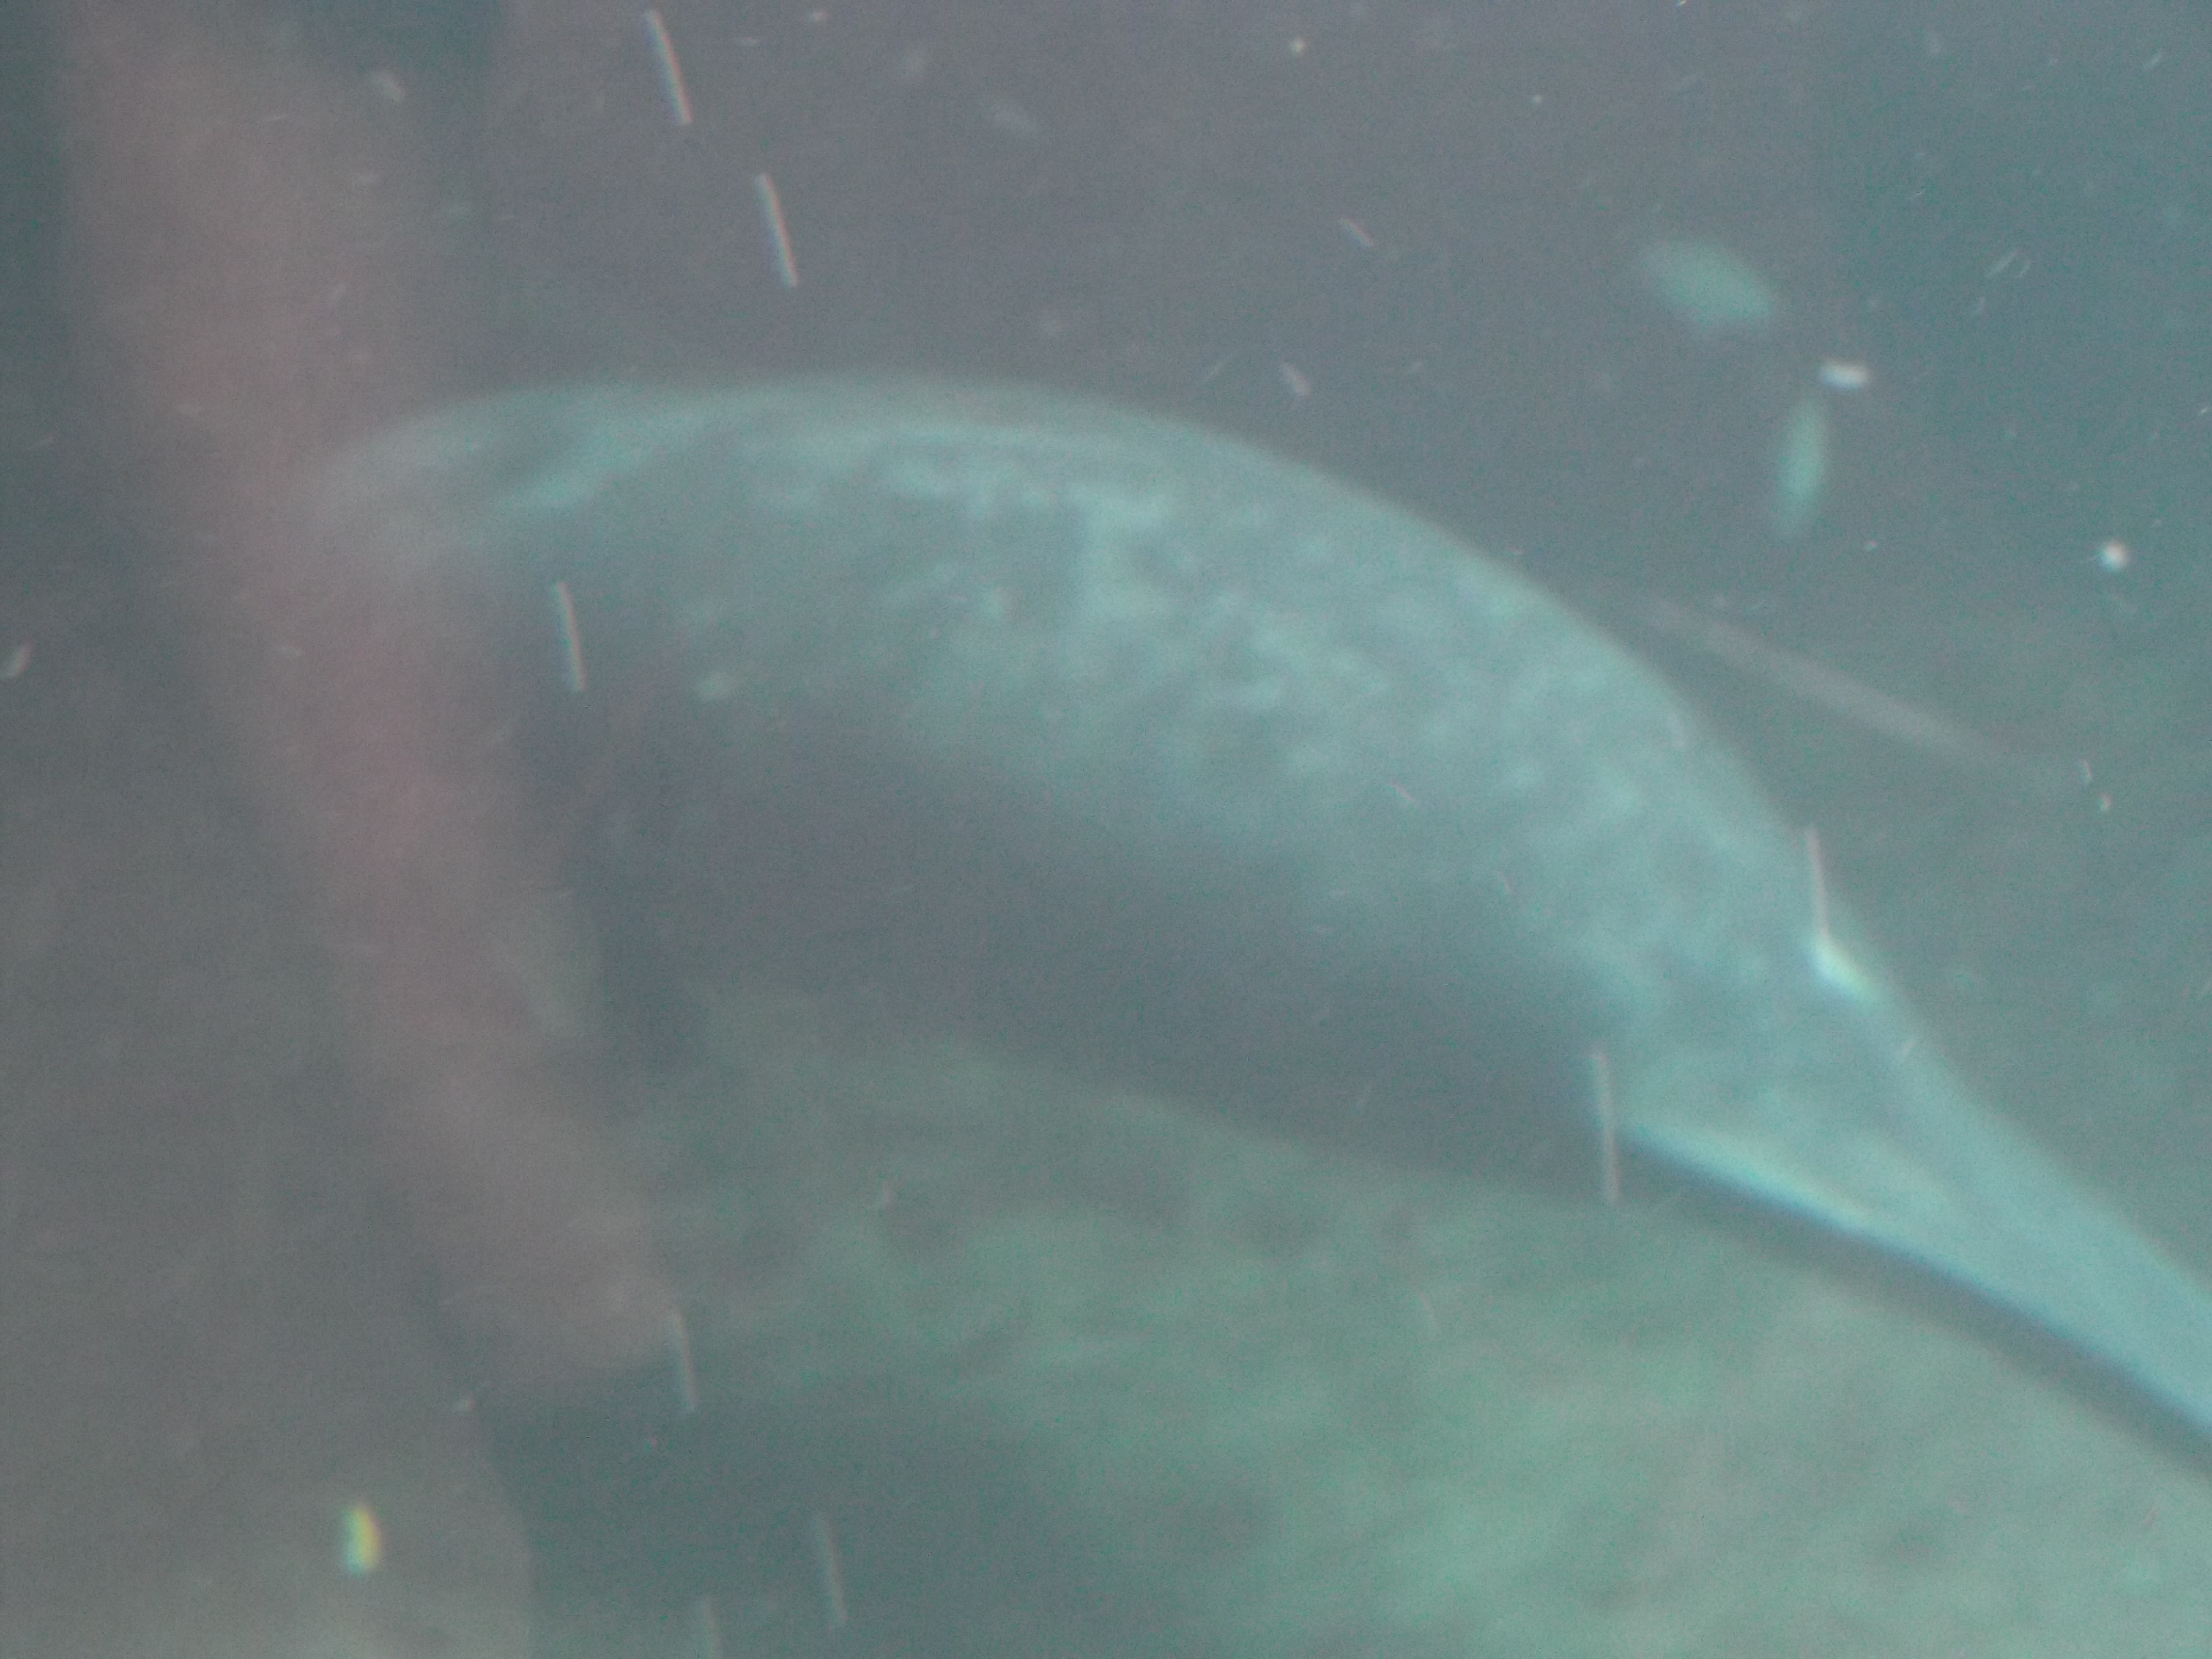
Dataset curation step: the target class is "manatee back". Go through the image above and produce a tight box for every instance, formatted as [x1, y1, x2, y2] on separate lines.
[310, 380, 1817, 1168]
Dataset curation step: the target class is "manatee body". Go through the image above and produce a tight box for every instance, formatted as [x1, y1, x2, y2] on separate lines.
[312, 378, 2212, 1443]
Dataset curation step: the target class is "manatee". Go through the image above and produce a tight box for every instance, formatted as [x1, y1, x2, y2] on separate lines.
[308, 376, 2212, 1445]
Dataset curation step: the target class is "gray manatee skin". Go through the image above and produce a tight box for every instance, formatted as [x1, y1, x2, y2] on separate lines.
[310, 378, 2212, 1445]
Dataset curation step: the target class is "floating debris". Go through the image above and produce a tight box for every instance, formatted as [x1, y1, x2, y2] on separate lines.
[1771, 393, 1829, 540]
[642, 9, 693, 128]
[810, 1509, 849, 1630]
[1802, 826, 1874, 1003]
[1588, 1047, 1621, 1208]
[339, 1502, 384, 1575]
[691, 1593, 726, 1658]
[1637, 238, 1779, 338]
[550, 579, 586, 693]
[668, 1306, 701, 1415]
[755, 172, 800, 290]
[981, 96, 1041, 139]
[1817, 358, 1873, 392]
[1643, 597, 2068, 795]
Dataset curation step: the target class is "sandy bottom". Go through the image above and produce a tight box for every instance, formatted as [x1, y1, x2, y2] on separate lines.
[5, 574, 2210, 1659]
